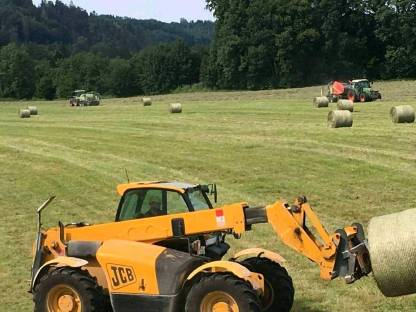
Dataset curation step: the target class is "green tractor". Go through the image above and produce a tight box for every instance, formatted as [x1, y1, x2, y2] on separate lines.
[69, 90, 100, 106]
[327, 79, 382, 103]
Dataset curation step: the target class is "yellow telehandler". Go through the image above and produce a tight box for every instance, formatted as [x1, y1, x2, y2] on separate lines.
[30, 181, 371, 312]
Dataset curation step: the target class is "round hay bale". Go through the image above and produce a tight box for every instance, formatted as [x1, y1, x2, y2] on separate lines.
[27, 106, 38, 115]
[390, 105, 415, 123]
[327, 110, 353, 128]
[169, 103, 182, 113]
[337, 99, 354, 112]
[142, 97, 152, 106]
[313, 96, 329, 108]
[19, 109, 31, 118]
[368, 209, 416, 297]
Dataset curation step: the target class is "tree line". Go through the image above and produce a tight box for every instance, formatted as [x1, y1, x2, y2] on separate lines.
[204, 0, 416, 89]
[0, 40, 206, 99]
[1, 0, 416, 99]
[0, 0, 214, 99]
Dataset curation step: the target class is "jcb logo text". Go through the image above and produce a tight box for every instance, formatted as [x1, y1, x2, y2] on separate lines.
[107, 264, 136, 289]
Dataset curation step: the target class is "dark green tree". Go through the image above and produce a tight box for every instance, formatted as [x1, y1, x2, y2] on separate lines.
[0, 43, 35, 98]
[34, 60, 56, 100]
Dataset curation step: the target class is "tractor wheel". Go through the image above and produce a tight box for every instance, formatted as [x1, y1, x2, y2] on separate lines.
[347, 91, 356, 102]
[33, 267, 110, 312]
[359, 93, 366, 102]
[185, 273, 261, 312]
[241, 257, 294, 312]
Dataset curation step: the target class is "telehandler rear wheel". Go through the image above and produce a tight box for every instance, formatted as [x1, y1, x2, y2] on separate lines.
[33, 267, 109, 312]
[185, 273, 261, 312]
[241, 257, 294, 312]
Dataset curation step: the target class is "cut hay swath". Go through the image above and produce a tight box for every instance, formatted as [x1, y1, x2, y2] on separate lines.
[19, 109, 31, 118]
[337, 99, 354, 112]
[368, 209, 416, 297]
[169, 103, 182, 113]
[313, 96, 329, 108]
[390, 105, 415, 123]
[327, 110, 353, 128]
[142, 97, 152, 106]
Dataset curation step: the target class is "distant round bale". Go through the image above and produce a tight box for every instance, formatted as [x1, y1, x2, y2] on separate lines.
[337, 99, 354, 112]
[19, 109, 31, 118]
[390, 105, 415, 123]
[313, 96, 329, 108]
[368, 208, 416, 297]
[327, 110, 353, 128]
[142, 97, 152, 106]
[169, 103, 182, 113]
[27, 106, 38, 115]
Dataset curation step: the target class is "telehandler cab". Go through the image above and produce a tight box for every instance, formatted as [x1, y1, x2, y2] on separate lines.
[30, 181, 371, 312]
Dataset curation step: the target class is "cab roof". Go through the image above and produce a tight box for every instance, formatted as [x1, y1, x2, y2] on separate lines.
[351, 79, 368, 83]
[117, 181, 198, 196]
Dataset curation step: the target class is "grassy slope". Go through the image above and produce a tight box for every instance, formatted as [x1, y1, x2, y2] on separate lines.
[1, 80, 416, 311]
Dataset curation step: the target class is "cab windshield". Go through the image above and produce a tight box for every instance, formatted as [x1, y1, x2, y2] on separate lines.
[355, 80, 370, 88]
[187, 188, 211, 211]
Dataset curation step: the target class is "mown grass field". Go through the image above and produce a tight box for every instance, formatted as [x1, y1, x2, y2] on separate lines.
[1, 81, 416, 311]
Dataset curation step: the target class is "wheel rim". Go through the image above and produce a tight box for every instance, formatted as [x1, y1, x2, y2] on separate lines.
[47, 284, 81, 312]
[200, 291, 239, 312]
[348, 93, 354, 102]
[360, 95, 365, 102]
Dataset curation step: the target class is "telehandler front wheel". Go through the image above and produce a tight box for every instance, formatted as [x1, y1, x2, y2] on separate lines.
[185, 273, 261, 312]
[241, 257, 294, 312]
[33, 267, 109, 312]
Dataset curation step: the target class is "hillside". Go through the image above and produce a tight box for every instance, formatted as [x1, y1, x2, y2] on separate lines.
[0, 81, 416, 310]
[0, 0, 214, 57]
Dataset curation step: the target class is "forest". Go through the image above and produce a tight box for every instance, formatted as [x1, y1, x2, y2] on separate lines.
[1, 0, 416, 99]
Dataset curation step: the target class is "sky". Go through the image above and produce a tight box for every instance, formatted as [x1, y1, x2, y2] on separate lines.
[32, 0, 215, 22]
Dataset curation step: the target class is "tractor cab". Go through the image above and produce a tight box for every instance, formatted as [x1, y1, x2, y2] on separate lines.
[351, 79, 371, 90]
[72, 90, 86, 97]
[115, 181, 215, 222]
[115, 181, 226, 259]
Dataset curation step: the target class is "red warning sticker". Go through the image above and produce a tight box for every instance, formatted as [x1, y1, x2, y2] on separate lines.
[215, 209, 225, 227]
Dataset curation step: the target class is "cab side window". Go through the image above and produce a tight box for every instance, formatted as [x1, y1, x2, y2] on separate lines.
[118, 189, 189, 221]
[118, 191, 142, 221]
[141, 189, 164, 217]
[167, 191, 188, 214]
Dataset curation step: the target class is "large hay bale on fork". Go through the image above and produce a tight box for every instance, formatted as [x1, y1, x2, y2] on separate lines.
[368, 209, 416, 297]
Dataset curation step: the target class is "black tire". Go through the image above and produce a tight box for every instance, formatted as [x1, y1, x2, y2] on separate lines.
[347, 90, 356, 102]
[185, 273, 261, 312]
[359, 93, 367, 103]
[33, 267, 110, 312]
[241, 257, 294, 312]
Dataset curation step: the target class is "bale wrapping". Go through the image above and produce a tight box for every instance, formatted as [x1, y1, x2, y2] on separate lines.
[142, 97, 152, 106]
[169, 103, 182, 113]
[337, 99, 354, 112]
[27, 106, 38, 115]
[368, 209, 416, 297]
[313, 96, 329, 108]
[327, 110, 353, 128]
[390, 105, 415, 123]
[19, 109, 31, 118]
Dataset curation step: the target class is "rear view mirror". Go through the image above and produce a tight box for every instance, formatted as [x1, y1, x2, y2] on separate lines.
[210, 184, 217, 203]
